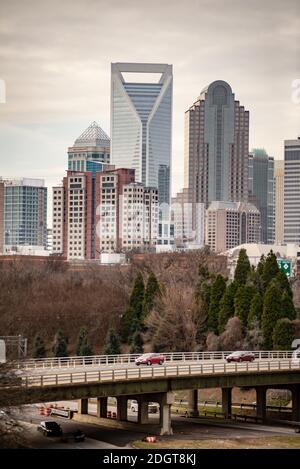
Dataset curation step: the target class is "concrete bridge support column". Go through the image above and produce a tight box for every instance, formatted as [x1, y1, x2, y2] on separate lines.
[96, 397, 108, 418]
[117, 396, 128, 421]
[187, 389, 199, 417]
[256, 387, 267, 421]
[159, 392, 174, 435]
[78, 398, 88, 415]
[137, 398, 149, 425]
[222, 387, 232, 419]
[291, 385, 300, 422]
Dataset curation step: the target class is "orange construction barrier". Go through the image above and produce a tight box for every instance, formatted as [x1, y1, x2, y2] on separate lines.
[112, 412, 116, 419]
[45, 407, 51, 416]
[39, 405, 45, 416]
[107, 411, 112, 418]
[144, 436, 157, 443]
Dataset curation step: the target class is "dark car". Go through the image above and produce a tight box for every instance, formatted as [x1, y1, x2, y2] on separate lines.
[37, 421, 63, 437]
[61, 429, 86, 443]
[135, 353, 165, 366]
[73, 429, 85, 442]
[226, 351, 255, 363]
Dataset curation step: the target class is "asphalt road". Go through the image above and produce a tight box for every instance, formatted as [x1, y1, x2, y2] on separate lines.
[20, 357, 292, 377]
[10, 403, 300, 449]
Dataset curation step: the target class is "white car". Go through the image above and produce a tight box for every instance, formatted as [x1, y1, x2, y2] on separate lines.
[130, 400, 158, 414]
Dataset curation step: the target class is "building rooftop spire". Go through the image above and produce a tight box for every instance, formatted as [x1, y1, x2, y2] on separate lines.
[74, 121, 110, 148]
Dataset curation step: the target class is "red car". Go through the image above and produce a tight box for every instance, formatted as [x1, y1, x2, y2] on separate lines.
[226, 351, 255, 363]
[135, 353, 165, 366]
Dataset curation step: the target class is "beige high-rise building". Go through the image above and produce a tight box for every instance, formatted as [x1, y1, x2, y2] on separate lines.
[274, 160, 284, 244]
[205, 201, 260, 253]
[184, 80, 249, 210]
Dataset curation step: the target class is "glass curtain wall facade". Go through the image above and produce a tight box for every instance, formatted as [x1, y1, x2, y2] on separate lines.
[284, 138, 300, 243]
[111, 63, 173, 207]
[184, 80, 249, 209]
[248, 149, 275, 244]
[3, 179, 47, 248]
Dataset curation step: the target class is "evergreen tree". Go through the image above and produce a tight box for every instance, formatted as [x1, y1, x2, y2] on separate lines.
[272, 318, 295, 350]
[234, 285, 255, 327]
[33, 334, 46, 359]
[281, 290, 297, 321]
[198, 264, 210, 282]
[52, 330, 68, 357]
[142, 272, 161, 317]
[256, 254, 266, 277]
[130, 330, 144, 354]
[218, 282, 237, 333]
[248, 292, 263, 325]
[234, 249, 251, 287]
[103, 328, 121, 355]
[121, 272, 145, 341]
[208, 275, 226, 334]
[76, 327, 93, 356]
[262, 250, 280, 290]
[129, 272, 145, 320]
[261, 283, 283, 349]
[274, 271, 293, 298]
[245, 318, 264, 350]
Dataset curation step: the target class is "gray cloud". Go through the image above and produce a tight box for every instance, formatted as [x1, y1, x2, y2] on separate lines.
[0, 0, 299, 209]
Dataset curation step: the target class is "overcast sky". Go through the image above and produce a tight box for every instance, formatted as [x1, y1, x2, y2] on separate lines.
[0, 0, 299, 215]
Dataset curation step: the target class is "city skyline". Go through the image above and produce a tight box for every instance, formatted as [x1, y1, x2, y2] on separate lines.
[0, 0, 299, 214]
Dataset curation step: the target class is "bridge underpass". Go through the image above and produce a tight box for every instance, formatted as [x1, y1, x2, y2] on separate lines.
[4, 352, 300, 435]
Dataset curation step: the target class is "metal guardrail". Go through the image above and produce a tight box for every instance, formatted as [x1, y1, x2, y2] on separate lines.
[17, 350, 295, 369]
[20, 359, 300, 389]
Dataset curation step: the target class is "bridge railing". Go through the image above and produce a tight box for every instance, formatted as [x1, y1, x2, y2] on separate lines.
[17, 350, 295, 369]
[19, 358, 300, 388]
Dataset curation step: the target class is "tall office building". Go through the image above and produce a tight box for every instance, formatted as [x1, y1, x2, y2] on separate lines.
[0, 178, 47, 253]
[274, 160, 284, 244]
[205, 201, 260, 253]
[184, 80, 249, 211]
[53, 168, 159, 259]
[68, 121, 110, 172]
[111, 63, 173, 206]
[284, 137, 300, 244]
[171, 188, 205, 248]
[248, 149, 275, 244]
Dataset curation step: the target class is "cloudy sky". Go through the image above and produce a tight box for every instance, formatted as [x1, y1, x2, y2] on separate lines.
[0, 0, 299, 219]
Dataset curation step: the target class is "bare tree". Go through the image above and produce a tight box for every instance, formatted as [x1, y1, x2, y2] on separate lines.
[146, 284, 198, 352]
[219, 317, 245, 350]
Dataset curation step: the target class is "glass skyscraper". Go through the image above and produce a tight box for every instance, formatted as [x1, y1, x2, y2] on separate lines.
[110, 63, 173, 206]
[284, 138, 300, 244]
[0, 178, 47, 250]
[184, 80, 249, 209]
[248, 149, 275, 244]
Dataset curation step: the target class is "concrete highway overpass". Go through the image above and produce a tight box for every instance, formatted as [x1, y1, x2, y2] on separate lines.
[3, 351, 300, 435]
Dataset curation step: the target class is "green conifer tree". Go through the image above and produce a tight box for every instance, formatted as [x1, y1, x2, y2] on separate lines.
[208, 275, 226, 334]
[33, 334, 46, 359]
[103, 328, 121, 355]
[234, 285, 255, 327]
[218, 282, 237, 333]
[121, 273, 145, 342]
[142, 272, 161, 318]
[281, 290, 297, 321]
[130, 330, 144, 354]
[261, 283, 283, 349]
[248, 292, 263, 326]
[52, 330, 68, 357]
[272, 319, 295, 350]
[234, 249, 251, 287]
[262, 250, 280, 290]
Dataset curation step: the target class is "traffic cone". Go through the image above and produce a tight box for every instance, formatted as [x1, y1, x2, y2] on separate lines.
[39, 405, 45, 416]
